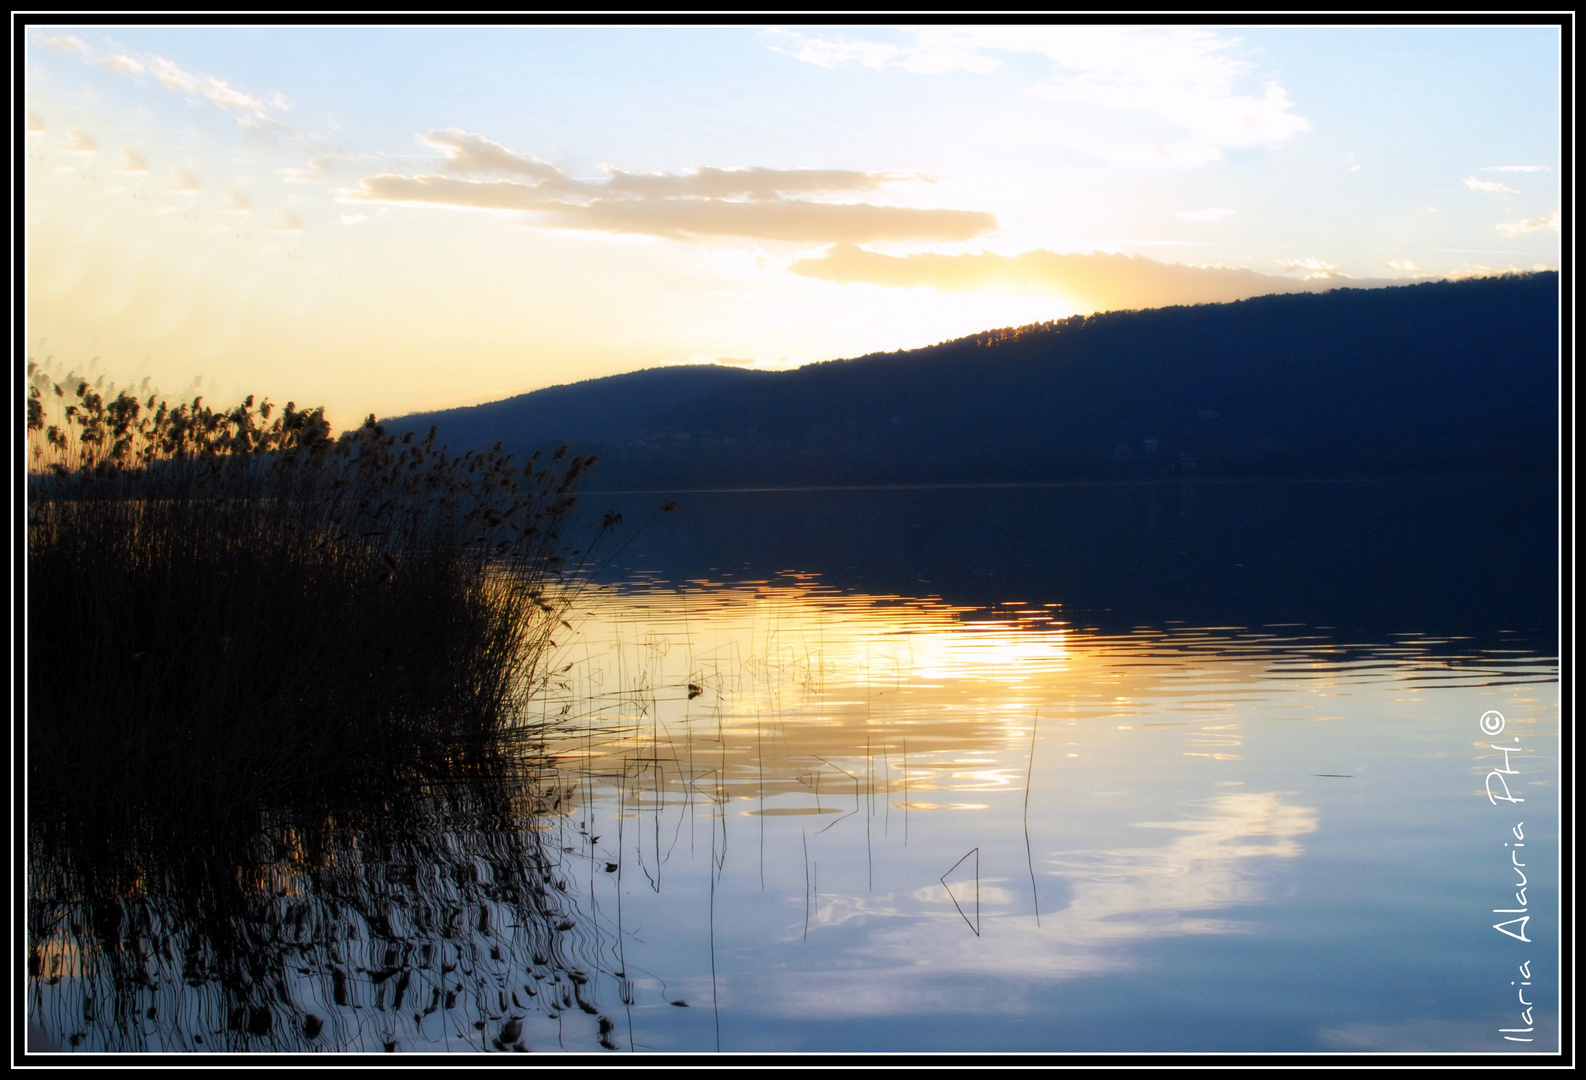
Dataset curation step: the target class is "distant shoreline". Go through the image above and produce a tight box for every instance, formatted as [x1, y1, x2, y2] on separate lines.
[580, 468, 1560, 497]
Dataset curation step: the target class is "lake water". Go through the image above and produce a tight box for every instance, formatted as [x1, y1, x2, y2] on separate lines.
[27, 476, 1561, 1055]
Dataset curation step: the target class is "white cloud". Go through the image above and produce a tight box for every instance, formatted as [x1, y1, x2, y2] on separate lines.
[1464, 176, 1519, 195]
[222, 187, 252, 213]
[338, 213, 369, 225]
[767, 27, 1308, 169]
[1497, 210, 1559, 237]
[65, 128, 96, 154]
[1387, 259, 1418, 272]
[116, 148, 149, 173]
[169, 166, 201, 192]
[1276, 256, 1349, 281]
[418, 128, 568, 184]
[143, 54, 286, 126]
[766, 27, 1000, 74]
[96, 54, 143, 75]
[1480, 164, 1550, 172]
[42, 34, 88, 56]
[274, 207, 304, 232]
[26, 110, 46, 133]
[1175, 208, 1235, 221]
[41, 35, 289, 130]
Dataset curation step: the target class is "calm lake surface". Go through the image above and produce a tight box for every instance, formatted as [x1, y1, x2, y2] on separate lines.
[28, 476, 1559, 1054]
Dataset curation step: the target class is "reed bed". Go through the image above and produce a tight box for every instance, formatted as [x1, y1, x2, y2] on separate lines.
[26, 367, 614, 828]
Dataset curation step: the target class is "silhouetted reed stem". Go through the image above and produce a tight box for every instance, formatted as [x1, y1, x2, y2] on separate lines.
[26, 372, 612, 831]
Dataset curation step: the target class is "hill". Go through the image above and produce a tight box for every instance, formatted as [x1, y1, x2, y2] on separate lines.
[387, 273, 1559, 488]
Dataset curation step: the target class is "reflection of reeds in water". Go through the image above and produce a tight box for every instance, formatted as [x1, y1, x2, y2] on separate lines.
[27, 771, 622, 1052]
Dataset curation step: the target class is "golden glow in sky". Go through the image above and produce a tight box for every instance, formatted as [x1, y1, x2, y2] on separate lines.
[24, 25, 1561, 427]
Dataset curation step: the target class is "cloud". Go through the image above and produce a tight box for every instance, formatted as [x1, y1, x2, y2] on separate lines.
[1445, 262, 1538, 280]
[767, 27, 1308, 168]
[65, 128, 96, 154]
[350, 174, 994, 242]
[143, 54, 287, 126]
[417, 127, 909, 200]
[40, 35, 289, 130]
[1275, 256, 1348, 281]
[26, 110, 46, 133]
[1480, 164, 1550, 173]
[349, 173, 552, 212]
[1464, 176, 1519, 195]
[766, 27, 1000, 74]
[96, 53, 144, 75]
[562, 198, 992, 243]
[169, 166, 201, 192]
[116, 148, 148, 173]
[338, 213, 369, 225]
[1176, 208, 1235, 221]
[417, 128, 570, 185]
[1387, 259, 1418, 272]
[222, 187, 252, 213]
[802, 792, 1321, 1002]
[344, 129, 996, 244]
[274, 207, 304, 232]
[42, 34, 88, 56]
[1497, 211, 1559, 237]
[601, 165, 911, 200]
[788, 244, 1393, 312]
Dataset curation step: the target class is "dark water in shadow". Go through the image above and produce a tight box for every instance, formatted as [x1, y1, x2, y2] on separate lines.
[594, 473, 1557, 647]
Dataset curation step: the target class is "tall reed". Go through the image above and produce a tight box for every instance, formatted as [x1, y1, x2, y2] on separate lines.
[26, 367, 614, 828]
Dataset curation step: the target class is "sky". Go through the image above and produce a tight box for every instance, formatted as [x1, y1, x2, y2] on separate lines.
[23, 23, 1563, 428]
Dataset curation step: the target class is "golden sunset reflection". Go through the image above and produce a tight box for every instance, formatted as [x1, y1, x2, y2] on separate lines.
[514, 578, 1556, 1013]
[545, 578, 1295, 801]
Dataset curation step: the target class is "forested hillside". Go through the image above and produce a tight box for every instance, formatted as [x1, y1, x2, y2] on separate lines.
[389, 273, 1558, 488]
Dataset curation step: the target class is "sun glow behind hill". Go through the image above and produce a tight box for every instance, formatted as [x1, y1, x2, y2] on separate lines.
[23, 25, 1560, 427]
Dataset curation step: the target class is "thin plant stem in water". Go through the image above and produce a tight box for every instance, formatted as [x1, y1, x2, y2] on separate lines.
[865, 736, 873, 892]
[941, 848, 981, 937]
[1025, 709, 1042, 927]
[802, 829, 811, 941]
